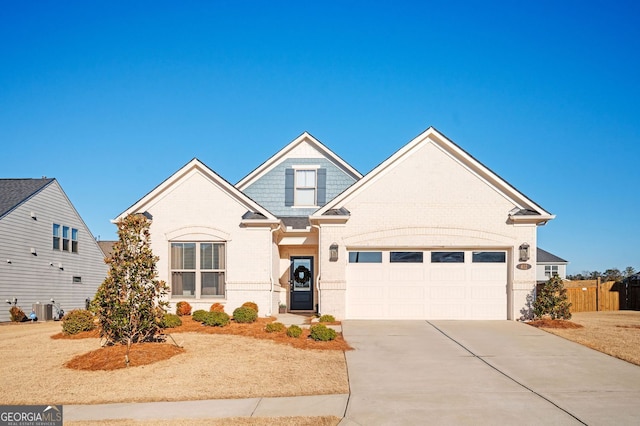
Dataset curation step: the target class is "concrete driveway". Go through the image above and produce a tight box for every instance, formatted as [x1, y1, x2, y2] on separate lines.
[340, 320, 640, 426]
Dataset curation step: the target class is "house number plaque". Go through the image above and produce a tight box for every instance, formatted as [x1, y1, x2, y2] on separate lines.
[516, 263, 531, 270]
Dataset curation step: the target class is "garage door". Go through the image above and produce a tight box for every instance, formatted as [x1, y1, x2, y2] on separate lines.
[346, 250, 507, 320]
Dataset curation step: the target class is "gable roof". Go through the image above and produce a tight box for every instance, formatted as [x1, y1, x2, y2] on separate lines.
[537, 248, 568, 264]
[312, 126, 555, 225]
[114, 158, 278, 223]
[0, 178, 55, 219]
[235, 131, 362, 190]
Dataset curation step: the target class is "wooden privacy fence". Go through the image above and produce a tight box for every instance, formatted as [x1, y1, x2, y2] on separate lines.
[565, 281, 618, 313]
[559, 279, 640, 313]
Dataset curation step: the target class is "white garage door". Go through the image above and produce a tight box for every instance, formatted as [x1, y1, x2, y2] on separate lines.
[346, 250, 507, 320]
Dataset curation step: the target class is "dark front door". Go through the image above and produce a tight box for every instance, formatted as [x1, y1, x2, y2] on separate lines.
[290, 256, 314, 311]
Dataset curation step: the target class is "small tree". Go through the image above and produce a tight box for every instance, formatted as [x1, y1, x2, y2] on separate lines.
[533, 275, 572, 320]
[93, 214, 168, 364]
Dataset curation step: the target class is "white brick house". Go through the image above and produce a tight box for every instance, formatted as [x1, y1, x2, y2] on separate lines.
[114, 127, 554, 320]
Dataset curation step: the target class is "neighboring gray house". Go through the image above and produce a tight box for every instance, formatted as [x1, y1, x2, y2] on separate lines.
[536, 248, 568, 282]
[0, 178, 107, 322]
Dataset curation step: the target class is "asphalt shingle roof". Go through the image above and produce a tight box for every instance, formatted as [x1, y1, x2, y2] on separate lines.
[537, 248, 568, 263]
[0, 178, 54, 219]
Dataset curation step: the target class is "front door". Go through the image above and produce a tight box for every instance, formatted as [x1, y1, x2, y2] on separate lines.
[290, 256, 314, 311]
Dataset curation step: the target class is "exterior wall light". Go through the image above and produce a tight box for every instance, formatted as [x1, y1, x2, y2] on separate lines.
[519, 243, 530, 262]
[329, 243, 339, 262]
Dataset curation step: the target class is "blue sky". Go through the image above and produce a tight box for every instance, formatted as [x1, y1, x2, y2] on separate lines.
[1, 1, 638, 275]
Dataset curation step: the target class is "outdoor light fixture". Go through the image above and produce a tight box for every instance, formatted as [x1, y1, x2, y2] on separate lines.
[519, 243, 530, 262]
[58, 263, 64, 270]
[6, 259, 11, 264]
[30, 247, 37, 255]
[329, 243, 339, 262]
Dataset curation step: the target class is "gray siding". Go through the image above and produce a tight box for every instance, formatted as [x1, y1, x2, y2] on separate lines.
[243, 158, 357, 217]
[0, 182, 108, 322]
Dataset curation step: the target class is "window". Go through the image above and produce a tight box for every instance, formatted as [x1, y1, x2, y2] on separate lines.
[295, 169, 316, 206]
[545, 265, 559, 277]
[53, 224, 60, 250]
[62, 226, 70, 251]
[431, 251, 465, 263]
[200, 243, 225, 296]
[472, 252, 506, 263]
[171, 242, 225, 298]
[390, 252, 424, 263]
[348, 251, 382, 263]
[71, 228, 78, 253]
[285, 167, 327, 207]
[53, 223, 78, 253]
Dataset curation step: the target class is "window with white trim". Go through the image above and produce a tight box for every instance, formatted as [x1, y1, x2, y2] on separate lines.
[545, 265, 559, 277]
[171, 242, 226, 298]
[295, 169, 317, 206]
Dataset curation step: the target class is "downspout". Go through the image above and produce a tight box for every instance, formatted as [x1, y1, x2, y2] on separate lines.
[310, 222, 321, 315]
[269, 222, 283, 317]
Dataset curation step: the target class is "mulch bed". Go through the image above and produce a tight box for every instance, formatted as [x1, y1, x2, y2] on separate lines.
[57, 315, 351, 371]
[527, 319, 584, 329]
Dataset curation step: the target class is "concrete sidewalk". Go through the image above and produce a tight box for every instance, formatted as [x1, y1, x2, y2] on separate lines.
[65, 394, 349, 422]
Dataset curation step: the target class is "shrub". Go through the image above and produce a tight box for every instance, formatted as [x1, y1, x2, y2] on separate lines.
[9, 306, 26, 322]
[62, 309, 96, 335]
[233, 306, 258, 323]
[265, 322, 286, 333]
[161, 313, 182, 328]
[241, 301, 258, 314]
[286, 325, 302, 338]
[192, 309, 208, 322]
[533, 275, 572, 320]
[203, 311, 230, 327]
[209, 302, 225, 313]
[318, 314, 335, 323]
[176, 301, 192, 316]
[309, 324, 337, 341]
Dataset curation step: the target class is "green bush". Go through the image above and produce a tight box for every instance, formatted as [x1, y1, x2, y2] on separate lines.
[175, 301, 192, 316]
[309, 324, 337, 341]
[533, 275, 572, 320]
[241, 301, 258, 314]
[233, 306, 258, 323]
[62, 309, 96, 335]
[286, 325, 302, 338]
[9, 306, 26, 322]
[203, 311, 230, 327]
[265, 322, 286, 333]
[318, 314, 335, 323]
[192, 309, 208, 322]
[161, 313, 182, 328]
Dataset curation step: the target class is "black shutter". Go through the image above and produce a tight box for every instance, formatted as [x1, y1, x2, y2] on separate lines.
[285, 169, 294, 206]
[317, 168, 327, 205]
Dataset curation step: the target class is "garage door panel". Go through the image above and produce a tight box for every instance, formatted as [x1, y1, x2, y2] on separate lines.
[346, 250, 507, 320]
[430, 267, 466, 281]
[389, 286, 425, 300]
[389, 267, 425, 281]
